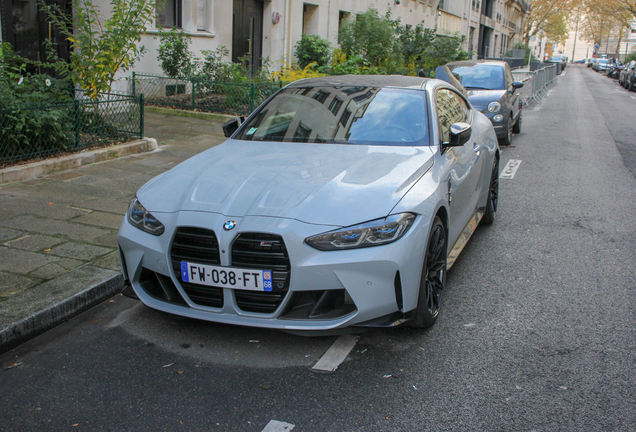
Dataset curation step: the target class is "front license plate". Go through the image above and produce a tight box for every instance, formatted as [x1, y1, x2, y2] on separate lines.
[180, 261, 273, 291]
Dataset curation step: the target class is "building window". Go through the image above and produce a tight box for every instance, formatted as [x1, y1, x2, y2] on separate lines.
[338, 11, 350, 31]
[157, 0, 183, 28]
[303, 3, 319, 35]
[197, 0, 206, 31]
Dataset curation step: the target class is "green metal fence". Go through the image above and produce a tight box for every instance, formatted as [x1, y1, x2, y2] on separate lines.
[0, 91, 144, 166]
[132, 72, 284, 115]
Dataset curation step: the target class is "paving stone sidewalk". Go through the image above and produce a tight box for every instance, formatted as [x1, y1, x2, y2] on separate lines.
[0, 109, 230, 353]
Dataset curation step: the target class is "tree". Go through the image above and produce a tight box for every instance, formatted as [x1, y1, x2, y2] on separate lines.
[579, 0, 632, 54]
[40, 0, 158, 101]
[523, 0, 579, 45]
[338, 8, 402, 70]
[612, 0, 636, 19]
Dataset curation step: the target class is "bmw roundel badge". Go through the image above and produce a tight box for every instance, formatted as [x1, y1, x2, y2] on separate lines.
[223, 220, 237, 231]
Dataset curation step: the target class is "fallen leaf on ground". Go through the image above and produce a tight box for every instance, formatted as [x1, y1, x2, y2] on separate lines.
[5, 362, 23, 369]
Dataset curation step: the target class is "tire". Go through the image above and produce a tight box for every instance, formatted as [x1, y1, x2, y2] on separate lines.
[512, 110, 522, 134]
[481, 158, 499, 225]
[630, 80, 635, 92]
[409, 216, 447, 329]
[498, 116, 513, 146]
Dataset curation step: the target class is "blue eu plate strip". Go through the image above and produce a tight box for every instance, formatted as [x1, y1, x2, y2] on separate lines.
[181, 261, 189, 282]
[262, 270, 273, 292]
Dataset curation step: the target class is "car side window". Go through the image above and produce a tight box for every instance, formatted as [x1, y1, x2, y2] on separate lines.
[504, 64, 514, 89]
[436, 88, 469, 144]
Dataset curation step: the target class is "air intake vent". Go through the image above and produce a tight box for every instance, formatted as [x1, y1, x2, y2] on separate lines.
[231, 233, 291, 313]
[170, 227, 223, 308]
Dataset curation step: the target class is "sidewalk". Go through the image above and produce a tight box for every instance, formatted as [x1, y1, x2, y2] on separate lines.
[0, 108, 230, 353]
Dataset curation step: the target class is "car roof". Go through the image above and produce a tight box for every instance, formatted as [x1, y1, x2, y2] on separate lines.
[286, 75, 431, 90]
[444, 60, 508, 68]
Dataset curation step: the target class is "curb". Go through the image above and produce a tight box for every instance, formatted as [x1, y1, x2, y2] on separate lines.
[0, 270, 124, 355]
[0, 138, 159, 185]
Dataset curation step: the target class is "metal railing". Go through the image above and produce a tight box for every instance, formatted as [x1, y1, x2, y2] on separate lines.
[131, 72, 284, 115]
[1, 92, 144, 166]
[512, 64, 558, 107]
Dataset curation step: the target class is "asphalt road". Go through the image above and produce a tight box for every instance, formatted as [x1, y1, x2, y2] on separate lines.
[1, 65, 635, 432]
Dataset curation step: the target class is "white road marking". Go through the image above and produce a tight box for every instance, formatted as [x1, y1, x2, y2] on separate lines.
[500, 159, 522, 179]
[312, 335, 359, 372]
[262, 420, 295, 431]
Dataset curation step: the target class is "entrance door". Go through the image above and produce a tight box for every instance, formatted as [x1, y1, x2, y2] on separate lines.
[479, 26, 492, 59]
[1, 0, 71, 73]
[232, 0, 263, 70]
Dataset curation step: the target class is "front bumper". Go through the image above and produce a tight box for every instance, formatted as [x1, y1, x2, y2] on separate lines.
[479, 110, 508, 139]
[117, 211, 429, 331]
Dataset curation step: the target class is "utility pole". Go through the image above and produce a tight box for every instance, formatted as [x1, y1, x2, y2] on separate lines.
[572, 7, 580, 62]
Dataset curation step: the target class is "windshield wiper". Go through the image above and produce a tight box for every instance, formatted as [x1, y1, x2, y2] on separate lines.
[464, 86, 494, 90]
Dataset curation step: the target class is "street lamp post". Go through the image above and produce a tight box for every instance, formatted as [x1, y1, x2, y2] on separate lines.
[572, 7, 580, 62]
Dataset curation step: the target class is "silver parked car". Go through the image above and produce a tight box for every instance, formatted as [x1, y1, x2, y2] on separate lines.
[118, 75, 500, 333]
[438, 60, 523, 146]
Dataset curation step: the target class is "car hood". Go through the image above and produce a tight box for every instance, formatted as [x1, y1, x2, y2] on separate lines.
[466, 89, 506, 110]
[137, 140, 435, 227]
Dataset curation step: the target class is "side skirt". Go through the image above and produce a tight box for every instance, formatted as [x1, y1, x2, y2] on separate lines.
[446, 211, 483, 270]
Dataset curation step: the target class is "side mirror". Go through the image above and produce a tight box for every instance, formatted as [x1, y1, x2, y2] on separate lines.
[512, 81, 524, 90]
[222, 116, 245, 137]
[446, 122, 472, 148]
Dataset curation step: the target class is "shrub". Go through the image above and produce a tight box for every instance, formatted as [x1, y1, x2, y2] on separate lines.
[157, 30, 197, 78]
[338, 8, 402, 71]
[294, 35, 332, 69]
[197, 46, 231, 82]
[512, 43, 537, 65]
[271, 61, 327, 82]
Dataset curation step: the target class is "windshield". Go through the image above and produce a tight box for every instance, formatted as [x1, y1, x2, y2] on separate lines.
[235, 86, 430, 146]
[447, 64, 505, 90]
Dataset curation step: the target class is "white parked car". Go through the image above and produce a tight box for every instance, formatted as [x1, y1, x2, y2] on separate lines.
[118, 75, 500, 333]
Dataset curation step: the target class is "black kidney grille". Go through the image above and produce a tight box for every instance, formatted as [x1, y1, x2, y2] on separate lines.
[232, 233, 291, 313]
[170, 227, 223, 308]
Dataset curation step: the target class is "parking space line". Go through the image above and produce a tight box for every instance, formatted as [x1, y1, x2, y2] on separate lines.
[262, 420, 295, 431]
[500, 159, 521, 179]
[312, 335, 359, 372]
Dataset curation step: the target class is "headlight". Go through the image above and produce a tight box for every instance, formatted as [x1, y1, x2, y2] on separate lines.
[305, 213, 416, 251]
[493, 114, 504, 122]
[127, 197, 165, 236]
[488, 101, 501, 113]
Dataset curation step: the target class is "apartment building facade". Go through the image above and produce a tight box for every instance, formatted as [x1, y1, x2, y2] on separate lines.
[437, 0, 530, 59]
[1, 0, 530, 86]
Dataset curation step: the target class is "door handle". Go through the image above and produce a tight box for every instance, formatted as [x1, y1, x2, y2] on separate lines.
[473, 143, 480, 152]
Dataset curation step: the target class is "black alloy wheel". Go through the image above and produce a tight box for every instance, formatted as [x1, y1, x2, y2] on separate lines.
[499, 116, 513, 146]
[410, 216, 447, 328]
[481, 158, 499, 225]
[512, 110, 522, 134]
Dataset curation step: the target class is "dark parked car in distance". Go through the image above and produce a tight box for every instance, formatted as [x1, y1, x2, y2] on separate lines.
[546, 55, 567, 74]
[620, 60, 636, 90]
[593, 58, 611, 73]
[437, 60, 523, 146]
